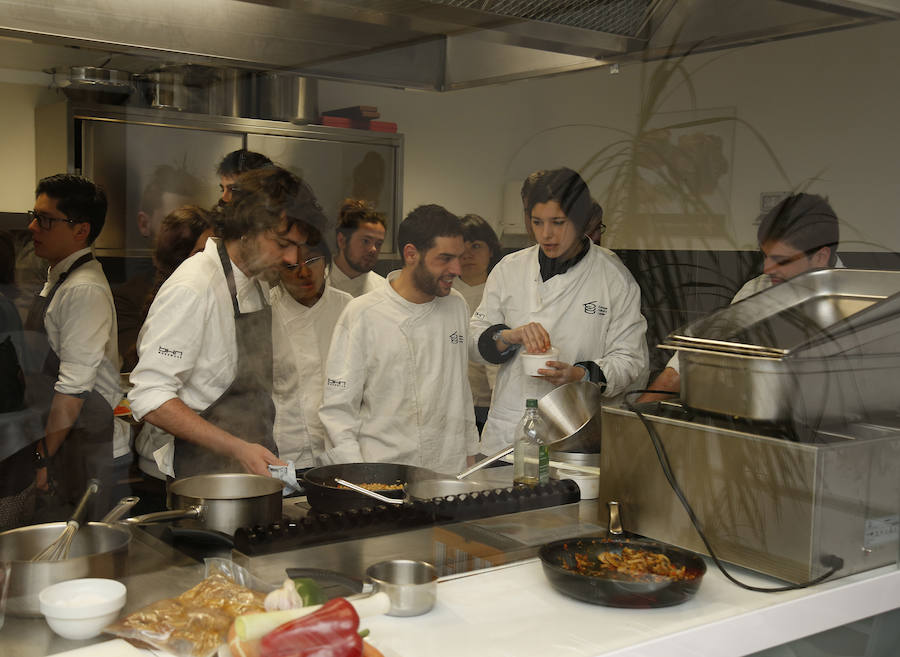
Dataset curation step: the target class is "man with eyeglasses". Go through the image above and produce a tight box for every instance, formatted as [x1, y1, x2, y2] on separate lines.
[270, 233, 352, 468]
[128, 167, 320, 477]
[20, 174, 128, 519]
[639, 192, 842, 403]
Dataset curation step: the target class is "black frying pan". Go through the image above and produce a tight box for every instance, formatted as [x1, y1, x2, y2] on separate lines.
[302, 463, 441, 512]
[538, 536, 706, 608]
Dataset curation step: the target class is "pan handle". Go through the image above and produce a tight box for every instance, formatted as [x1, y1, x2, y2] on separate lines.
[121, 505, 204, 525]
[333, 478, 403, 505]
[456, 446, 513, 480]
[101, 496, 140, 523]
[608, 501, 623, 535]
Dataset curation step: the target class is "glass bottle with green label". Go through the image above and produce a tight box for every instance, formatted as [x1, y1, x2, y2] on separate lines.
[513, 398, 549, 486]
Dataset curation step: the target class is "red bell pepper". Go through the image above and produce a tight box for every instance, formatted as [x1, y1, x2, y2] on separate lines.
[259, 598, 363, 657]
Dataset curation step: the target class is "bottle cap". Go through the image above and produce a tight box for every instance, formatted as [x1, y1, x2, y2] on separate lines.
[525, 398, 538, 408]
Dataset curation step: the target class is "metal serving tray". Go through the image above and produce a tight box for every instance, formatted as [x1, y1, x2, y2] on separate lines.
[662, 269, 900, 423]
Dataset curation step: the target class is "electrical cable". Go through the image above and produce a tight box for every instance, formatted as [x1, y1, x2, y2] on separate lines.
[624, 390, 843, 592]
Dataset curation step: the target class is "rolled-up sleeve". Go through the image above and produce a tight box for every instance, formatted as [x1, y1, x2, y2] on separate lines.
[51, 284, 114, 398]
[318, 313, 366, 464]
[128, 283, 207, 421]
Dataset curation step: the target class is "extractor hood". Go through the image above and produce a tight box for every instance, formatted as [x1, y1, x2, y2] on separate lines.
[0, 0, 896, 90]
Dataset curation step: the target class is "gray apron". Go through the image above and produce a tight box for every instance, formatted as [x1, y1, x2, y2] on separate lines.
[23, 253, 114, 517]
[173, 240, 277, 477]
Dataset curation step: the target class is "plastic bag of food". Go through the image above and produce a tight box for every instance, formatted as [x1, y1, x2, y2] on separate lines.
[105, 572, 266, 657]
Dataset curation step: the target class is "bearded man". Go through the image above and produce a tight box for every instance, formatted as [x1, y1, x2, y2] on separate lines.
[319, 204, 478, 472]
[129, 167, 322, 477]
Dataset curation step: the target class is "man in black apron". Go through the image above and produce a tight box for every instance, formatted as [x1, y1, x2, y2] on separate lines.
[21, 174, 120, 519]
[128, 166, 328, 477]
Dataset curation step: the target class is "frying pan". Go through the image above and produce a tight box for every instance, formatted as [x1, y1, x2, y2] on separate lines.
[538, 536, 706, 608]
[303, 463, 441, 512]
[335, 476, 483, 505]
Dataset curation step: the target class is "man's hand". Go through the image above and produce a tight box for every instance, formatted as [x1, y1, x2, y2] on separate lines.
[536, 361, 585, 386]
[503, 322, 551, 354]
[230, 441, 287, 476]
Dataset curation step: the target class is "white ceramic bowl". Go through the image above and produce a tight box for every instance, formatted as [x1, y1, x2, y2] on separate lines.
[521, 347, 559, 377]
[39, 578, 126, 640]
[550, 467, 600, 499]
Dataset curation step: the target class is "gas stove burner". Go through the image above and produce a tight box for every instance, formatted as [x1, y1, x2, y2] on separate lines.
[234, 480, 581, 556]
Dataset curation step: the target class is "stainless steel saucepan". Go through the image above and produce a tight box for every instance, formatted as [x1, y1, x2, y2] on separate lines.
[123, 473, 283, 536]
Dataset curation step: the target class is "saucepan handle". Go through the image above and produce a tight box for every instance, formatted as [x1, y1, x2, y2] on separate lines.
[121, 505, 204, 525]
[456, 445, 513, 480]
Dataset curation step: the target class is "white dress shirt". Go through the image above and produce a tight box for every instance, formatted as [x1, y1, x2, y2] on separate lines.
[271, 283, 352, 467]
[41, 248, 129, 457]
[128, 238, 268, 421]
[319, 271, 479, 473]
[328, 265, 386, 298]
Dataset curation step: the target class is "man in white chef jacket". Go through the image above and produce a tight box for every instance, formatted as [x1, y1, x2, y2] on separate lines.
[319, 204, 479, 473]
[329, 198, 387, 297]
[23, 174, 129, 518]
[639, 192, 842, 402]
[128, 167, 316, 477]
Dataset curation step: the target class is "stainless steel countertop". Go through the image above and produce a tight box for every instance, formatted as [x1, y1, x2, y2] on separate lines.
[1, 470, 605, 657]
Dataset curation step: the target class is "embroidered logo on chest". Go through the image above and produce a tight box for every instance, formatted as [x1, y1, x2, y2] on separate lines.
[157, 346, 183, 359]
[449, 331, 464, 345]
[583, 301, 608, 316]
[327, 378, 347, 389]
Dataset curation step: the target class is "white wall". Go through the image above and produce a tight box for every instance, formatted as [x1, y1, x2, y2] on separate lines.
[319, 20, 900, 253]
[0, 75, 54, 213]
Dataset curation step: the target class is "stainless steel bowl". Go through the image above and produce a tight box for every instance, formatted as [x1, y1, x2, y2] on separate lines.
[538, 381, 603, 453]
[0, 522, 130, 617]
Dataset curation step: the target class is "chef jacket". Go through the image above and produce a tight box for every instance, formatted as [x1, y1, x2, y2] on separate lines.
[40, 248, 129, 457]
[666, 257, 845, 374]
[470, 243, 649, 454]
[271, 283, 352, 467]
[319, 271, 479, 472]
[129, 238, 268, 421]
[451, 277, 497, 408]
[328, 266, 386, 298]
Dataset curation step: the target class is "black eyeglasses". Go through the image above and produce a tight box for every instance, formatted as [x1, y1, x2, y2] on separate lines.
[283, 255, 325, 271]
[27, 210, 79, 231]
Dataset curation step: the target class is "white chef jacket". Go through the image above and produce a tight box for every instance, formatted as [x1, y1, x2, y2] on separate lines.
[328, 266, 385, 298]
[666, 257, 845, 374]
[41, 248, 129, 457]
[128, 238, 268, 421]
[470, 243, 649, 454]
[271, 283, 352, 467]
[452, 278, 497, 408]
[319, 271, 479, 473]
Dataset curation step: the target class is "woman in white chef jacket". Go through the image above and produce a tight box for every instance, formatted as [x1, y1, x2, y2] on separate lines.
[452, 214, 502, 433]
[469, 167, 649, 455]
[271, 237, 352, 467]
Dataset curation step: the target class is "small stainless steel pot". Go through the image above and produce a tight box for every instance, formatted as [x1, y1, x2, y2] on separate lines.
[124, 473, 283, 536]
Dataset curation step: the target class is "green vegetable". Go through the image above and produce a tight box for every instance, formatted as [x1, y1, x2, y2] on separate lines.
[292, 577, 324, 606]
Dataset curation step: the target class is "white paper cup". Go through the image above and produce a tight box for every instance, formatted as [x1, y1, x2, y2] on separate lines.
[521, 347, 559, 377]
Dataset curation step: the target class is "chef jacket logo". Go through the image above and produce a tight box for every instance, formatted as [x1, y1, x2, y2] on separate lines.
[583, 301, 608, 316]
[449, 331, 463, 344]
[473, 310, 486, 320]
[327, 378, 347, 390]
[157, 346, 183, 359]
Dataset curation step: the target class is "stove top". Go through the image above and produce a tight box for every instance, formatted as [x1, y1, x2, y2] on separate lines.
[234, 479, 581, 556]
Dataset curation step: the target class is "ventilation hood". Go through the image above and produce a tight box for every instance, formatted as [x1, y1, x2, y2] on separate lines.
[0, 0, 896, 90]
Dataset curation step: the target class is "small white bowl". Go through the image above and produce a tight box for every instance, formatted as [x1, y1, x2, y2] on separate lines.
[551, 467, 600, 499]
[39, 578, 127, 640]
[521, 347, 560, 377]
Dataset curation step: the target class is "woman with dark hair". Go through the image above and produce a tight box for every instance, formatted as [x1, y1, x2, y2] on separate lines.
[452, 214, 501, 433]
[469, 167, 648, 455]
[271, 235, 351, 466]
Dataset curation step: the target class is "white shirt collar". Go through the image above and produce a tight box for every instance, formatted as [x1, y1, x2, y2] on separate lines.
[46, 247, 93, 286]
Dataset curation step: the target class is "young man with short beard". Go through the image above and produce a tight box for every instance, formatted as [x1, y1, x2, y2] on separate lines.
[319, 204, 478, 472]
[329, 198, 387, 297]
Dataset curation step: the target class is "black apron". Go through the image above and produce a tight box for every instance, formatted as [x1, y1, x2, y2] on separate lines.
[173, 240, 277, 477]
[23, 253, 114, 517]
